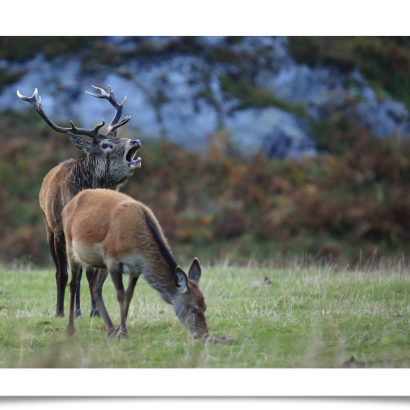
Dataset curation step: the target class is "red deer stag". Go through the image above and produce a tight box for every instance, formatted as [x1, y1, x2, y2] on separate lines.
[17, 86, 142, 318]
[62, 189, 210, 340]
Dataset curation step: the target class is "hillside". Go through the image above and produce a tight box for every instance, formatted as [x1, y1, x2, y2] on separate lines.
[2, 36, 410, 266]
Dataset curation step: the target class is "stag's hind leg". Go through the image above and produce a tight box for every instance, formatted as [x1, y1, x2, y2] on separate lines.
[54, 234, 68, 317]
[45, 226, 62, 317]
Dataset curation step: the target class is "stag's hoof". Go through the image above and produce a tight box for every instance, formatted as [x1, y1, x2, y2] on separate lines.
[55, 311, 65, 318]
[90, 309, 101, 318]
[74, 309, 82, 318]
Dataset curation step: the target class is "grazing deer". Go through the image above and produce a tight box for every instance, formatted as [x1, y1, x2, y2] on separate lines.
[17, 86, 142, 318]
[62, 189, 209, 340]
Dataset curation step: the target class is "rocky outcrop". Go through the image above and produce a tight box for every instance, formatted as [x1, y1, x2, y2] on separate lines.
[2, 36, 409, 158]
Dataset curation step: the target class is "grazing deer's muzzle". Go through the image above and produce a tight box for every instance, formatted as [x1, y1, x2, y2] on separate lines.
[125, 139, 142, 170]
[192, 328, 209, 340]
[173, 304, 209, 339]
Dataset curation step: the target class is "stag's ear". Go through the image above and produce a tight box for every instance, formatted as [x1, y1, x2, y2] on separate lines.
[175, 267, 188, 293]
[68, 132, 92, 154]
[188, 258, 202, 283]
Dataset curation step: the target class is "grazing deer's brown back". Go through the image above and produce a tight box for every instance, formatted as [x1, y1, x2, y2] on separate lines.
[62, 189, 160, 260]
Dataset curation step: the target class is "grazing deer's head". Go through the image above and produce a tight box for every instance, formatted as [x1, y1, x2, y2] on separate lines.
[17, 86, 141, 188]
[172, 258, 209, 339]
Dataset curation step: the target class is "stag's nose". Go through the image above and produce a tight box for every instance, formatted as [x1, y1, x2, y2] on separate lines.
[131, 139, 141, 147]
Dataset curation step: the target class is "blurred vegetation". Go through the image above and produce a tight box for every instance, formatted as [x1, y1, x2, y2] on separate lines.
[3, 37, 410, 267]
[0, 37, 97, 62]
[2, 109, 410, 266]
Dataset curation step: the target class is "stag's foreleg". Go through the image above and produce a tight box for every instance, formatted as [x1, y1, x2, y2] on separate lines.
[86, 267, 101, 317]
[54, 234, 68, 317]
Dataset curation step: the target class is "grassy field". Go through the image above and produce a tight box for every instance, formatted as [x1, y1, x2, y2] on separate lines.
[0, 264, 410, 368]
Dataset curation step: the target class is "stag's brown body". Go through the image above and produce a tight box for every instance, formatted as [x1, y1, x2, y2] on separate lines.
[62, 189, 209, 339]
[18, 86, 141, 317]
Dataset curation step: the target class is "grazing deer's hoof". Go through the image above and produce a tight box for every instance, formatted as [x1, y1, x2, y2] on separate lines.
[90, 309, 101, 318]
[114, 324, 129, 339]
[74, 309, 82, 318]
[116, 331, 129, 339]
[108, 325, 129, 339]
[55, 311, 65, 318]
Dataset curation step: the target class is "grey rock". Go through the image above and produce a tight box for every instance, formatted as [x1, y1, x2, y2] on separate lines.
[3, 36, 410, 158]
[225, 107, 315, 158]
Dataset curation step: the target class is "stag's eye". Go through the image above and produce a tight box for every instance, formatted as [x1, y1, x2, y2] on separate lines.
[102, 143, 109, 149]
[191, 308, 198, 314]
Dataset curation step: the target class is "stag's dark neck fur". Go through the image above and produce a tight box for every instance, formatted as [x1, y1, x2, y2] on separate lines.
[141, 209, 179, 304]
[65, 153, 129, 197]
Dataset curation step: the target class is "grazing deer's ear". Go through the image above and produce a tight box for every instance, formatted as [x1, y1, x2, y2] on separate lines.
[175, 267, 188, 293]
[68, 132, 92, 154]
[188, 258, 202, 283]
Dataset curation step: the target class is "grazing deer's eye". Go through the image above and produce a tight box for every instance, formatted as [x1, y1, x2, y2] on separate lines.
[191, 308, 198, 314]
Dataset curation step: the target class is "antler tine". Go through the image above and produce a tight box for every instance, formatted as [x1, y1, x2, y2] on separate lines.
[85, 85, 128, 137]
[17, 88, 41, 109]
[69, 119, 106, 134]
[92, 119, 106, 134]
[84, 85, 111, 99]
[108, 115, 131, 134]
[17, 88, 105, 140]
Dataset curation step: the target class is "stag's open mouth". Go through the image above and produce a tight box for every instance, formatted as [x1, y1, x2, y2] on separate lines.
[125, 146, 141, 170]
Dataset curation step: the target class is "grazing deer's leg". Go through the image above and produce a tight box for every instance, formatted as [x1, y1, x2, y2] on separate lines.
[75, 267, 82, 318]
[90, 269, 114, 335]
[86, 267, 101, 317]
[109, 264, 128, 338]
[54, 235, 68, 317]
[124, 275, 139, 320]
[66, 259, 81, 336]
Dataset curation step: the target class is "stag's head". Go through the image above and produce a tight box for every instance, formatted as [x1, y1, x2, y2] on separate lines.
[172, 258, 209, 339]
[17, 86, 141, 185]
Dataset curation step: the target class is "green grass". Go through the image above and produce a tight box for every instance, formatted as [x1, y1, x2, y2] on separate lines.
[0, 265, 410, 368]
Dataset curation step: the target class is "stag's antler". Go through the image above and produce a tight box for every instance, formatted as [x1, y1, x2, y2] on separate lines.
[17, 88, 106, 139]
[85, 85, 131, 137]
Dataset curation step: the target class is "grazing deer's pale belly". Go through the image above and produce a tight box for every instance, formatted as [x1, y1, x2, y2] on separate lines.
[72, 241, 106, 269]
